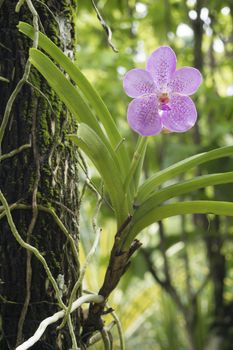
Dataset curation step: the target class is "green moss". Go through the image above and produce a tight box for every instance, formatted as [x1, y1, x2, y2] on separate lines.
[39, 100, 52, 148]
[50, 250, 61, 271]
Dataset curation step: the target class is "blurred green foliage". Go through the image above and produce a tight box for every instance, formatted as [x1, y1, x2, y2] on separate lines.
[76, 1, 233, 349]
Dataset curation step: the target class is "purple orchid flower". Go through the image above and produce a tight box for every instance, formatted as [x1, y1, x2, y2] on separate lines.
[123, 46, 202, 136]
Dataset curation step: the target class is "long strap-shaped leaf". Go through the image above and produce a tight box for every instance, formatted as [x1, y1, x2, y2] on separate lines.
[29, 48, 101, 135]
[29, 48, 122, 179]
[134, 171, 233, 220]
[19, 22, 129, 176]
[122, 201, 233, 249]
[68, 124, 127, 226]
[137, 145, 233, 202]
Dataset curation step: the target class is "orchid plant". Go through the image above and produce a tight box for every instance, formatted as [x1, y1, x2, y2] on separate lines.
[17, 21, 233, 342]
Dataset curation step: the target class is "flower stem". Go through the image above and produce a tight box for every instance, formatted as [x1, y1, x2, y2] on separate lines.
[124, 136, 148, 202]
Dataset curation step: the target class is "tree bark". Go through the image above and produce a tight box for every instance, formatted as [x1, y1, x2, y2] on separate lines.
[0, 1, 80, 349]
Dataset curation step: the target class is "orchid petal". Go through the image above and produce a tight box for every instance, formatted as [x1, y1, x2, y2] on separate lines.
[127, 95, 162, 136]
[123, 68, 156, 98]
[170, 67, 203, 95]
[161, 95, 197, 132]
[146, 46, 176, 90]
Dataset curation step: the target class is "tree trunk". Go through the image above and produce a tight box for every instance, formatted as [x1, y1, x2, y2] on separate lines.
[0, 1, 80, 349]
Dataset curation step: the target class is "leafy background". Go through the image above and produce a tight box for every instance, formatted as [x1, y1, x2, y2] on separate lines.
[75, 1, 233, 349]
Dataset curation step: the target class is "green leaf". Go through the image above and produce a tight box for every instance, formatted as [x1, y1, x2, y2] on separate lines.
[18, 22, 129, 176]
[123, 201, 233, 249]
[29, 48, 101, 136]
[137, 145, 233, 202]
[135, 171, 233, 220]
[67, 124, 127, 226]
[29, 48, 121, 173]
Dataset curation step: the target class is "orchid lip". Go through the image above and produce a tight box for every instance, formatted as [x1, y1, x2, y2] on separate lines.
[160, 103, 171, 111]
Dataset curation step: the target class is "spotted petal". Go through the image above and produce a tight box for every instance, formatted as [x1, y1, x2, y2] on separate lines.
[170, 67, 203, 95]
[146, 46, 176, 90]
[127, 95, 162, 136]
[161, 95, 197, 132]
[123, 68, 156, 98]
